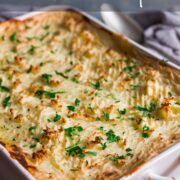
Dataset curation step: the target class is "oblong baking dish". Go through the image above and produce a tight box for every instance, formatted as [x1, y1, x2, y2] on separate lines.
[0, 5, 179, 180]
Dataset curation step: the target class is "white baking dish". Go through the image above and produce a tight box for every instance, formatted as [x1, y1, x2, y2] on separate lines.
[0, 5, 179, 180]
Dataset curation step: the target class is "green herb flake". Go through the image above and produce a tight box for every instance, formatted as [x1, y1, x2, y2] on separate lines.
[67, 105, 75, 112]
[117, 108, 126, 115]
[42, 73, 52, 84]
[28, 45, 37, 55]
[106, 130, 120, 143]
[2, 96, 11, 108]
[1, 35, 5, 41]
[54, 113, 61, 122]
[35, 90, 56, 99]
[10, 32, 17, 42]
[127, 153, 134, 157]
[84, 89, 89, 94]
[86, 151, 97, 156]
[125, 148, 132, 152]
[65, 126, 83, 138]
[123, 66, 134, 73]
[0, 85, 10, 92]
[65, 127, 77, 138]
[47, 119, 51, 122]
[135, 102, 157, 118]
[35, 90, 45, 97]
[168, 91, 173, 97]
[175, 102, 180, 105]
[44, 25, 50, 30]
[27, 65, 32, 73]
[108, 155, 125, 161]
[45, 91, 56, 98]
[71, 77, 79, 83]
[65, 68, 72, 73]
[77, 126, 83, 132]
[65, 142, 85, 158]
[55, 71, 68, 79]
[100, 142, 107, 150]
[29, 144, 36, 148]
[98, 126, 104, 131]
[142, 132, 149, 138]
[29, 126, 36, 135]
[75, 98, 80, 106]
[96, 117, 100, 121]
[103, 112, 110, 121]
[92, 81, 101, 90]
[143, 125, 150, 131]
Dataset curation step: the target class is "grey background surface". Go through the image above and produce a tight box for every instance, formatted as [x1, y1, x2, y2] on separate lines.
[0, 0, 180, 11]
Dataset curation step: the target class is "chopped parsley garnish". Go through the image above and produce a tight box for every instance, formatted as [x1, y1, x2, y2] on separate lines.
[44, 25, 50, 30]
[10, 32, 17, 42]
[168, 91, 173, 97]
[67, 105, 75, 112]
[54, 113, 61, 122]
[92, 81, 101, 90]
[0, 80, 9, 92]
[65, 126, 83, 138]
[100, 142, 107, 150]
[1, 35, 5, 41]
[127, 152, 134, 157]
[130, 84, 140, 90]
[77, 126, 83, 132]
[142, 133, 149, 138]
[29, 126, 36, 135]
[28, 45, 37, 55]
[135, 102, 157, 118]
[65, 127, 77, 137]
[27, 65, 32, 73]
[143, 125, 150, 131]
[123, 66, 134, 73]
[123, 65, 139, 78]
[75, 98, 80, 106]
[103, 112, 110, 121]
[42, 73, 52, 84]
[55, 71, 68, 79]
[106, 130, 120, 143]
[2, 96, 11, 108]
[98, 126, 104, 132]
[175, 102, 180, 105]
[125, 148, 132, 152]
[88, 104, 93, 111]
[96, 116, 100, 121]
[65, 142, 85, 158]
[108, 155, 125, 161]
[71, 77, 79, 83]
[29, 144, 36, 148]
[35, 90, 64, 99]
[117, 108, 126, 115]
[84, 89, 89, 94]
[86, 151, 97, 156]
[64, 68, 72, 73]
[142, 125, 150, 138]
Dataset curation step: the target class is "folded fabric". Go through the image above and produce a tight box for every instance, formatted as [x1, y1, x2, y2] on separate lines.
[0, 4, 35, 21]
[131, 11, 180, 64]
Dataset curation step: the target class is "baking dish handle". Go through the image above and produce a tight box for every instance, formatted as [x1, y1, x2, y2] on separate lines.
[146, 170, 174, 180]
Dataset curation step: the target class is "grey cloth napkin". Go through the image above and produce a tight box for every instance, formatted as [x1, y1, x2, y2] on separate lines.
[131, 11, 180, 64]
